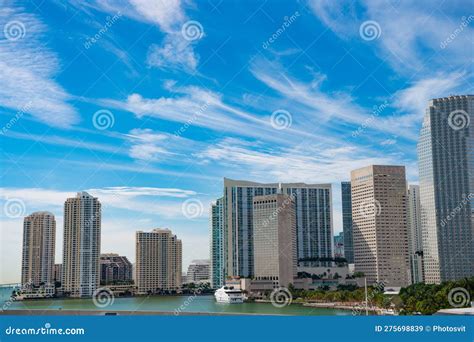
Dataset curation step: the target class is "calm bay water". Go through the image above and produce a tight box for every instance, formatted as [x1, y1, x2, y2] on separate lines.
[0, 287, 350, 316]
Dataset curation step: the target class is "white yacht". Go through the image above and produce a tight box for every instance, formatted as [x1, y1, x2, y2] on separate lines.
[214, 286, 245, 304]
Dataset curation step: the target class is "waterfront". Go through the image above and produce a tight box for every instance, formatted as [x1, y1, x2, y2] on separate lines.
[0, 288, 351, 316]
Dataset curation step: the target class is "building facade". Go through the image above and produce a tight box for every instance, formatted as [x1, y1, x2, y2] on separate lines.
[351, 165, 411, 287]
[341, 181, 354, 263]
[222, 178, 333, 278]
[334, 232, 344, 259]
[53, 264, 62, 284]
[21, 212, 56, 288]
[418, 95, 474, 283]
[100, 253, 133, 285]
[186, 260, 211, 284]
[135, 229, 182, 294]
[281, 183, 334, 267]
[62, 192, 101, 298]
[210, 198, 224, 288]
[252, 194, 297, 288]
[407, 185, 424, 283]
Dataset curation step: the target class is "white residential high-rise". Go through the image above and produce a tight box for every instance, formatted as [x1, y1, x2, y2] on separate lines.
[135, 229, 182, 294]
[222, 178, 333, 278]
[351, 165, 411, 287]
[407, 185, 424, 284]
[418, 95, 474, 283]
[62, 192, 101, 298]
[253, 194, 297, 288]
[21, 212, 56, 288]
[186, 259, 211, 284]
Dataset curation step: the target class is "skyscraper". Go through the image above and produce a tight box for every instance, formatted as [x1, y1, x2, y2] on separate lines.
[135, 229, 182, 294]
[351, 165, 410, 287]
[253, 194, 297, 288]
[223, 178, 279, 278]
[418, 95, 474, 283]
[100, 253, 133, 285]
[407, 185, 424, 284]
[222, 178, 333, 278]
[21, 212, 56, 288]
[341, 181, 354, 263]
[281, 183, 334, 267]
[62, 192, 101, 298]
[210, 198, 224, 288]
[186, 259, 211, 284]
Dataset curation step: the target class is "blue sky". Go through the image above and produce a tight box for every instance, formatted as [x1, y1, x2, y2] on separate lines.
[1, 0, 473, 283]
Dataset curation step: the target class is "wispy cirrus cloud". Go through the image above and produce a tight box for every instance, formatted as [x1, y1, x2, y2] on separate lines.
[0, 186, 199, 218]
[77, 0, 201, 72]
[196, 137, 406, 184]
[0, 7, 78, 127]
[308, 0, 474, 74]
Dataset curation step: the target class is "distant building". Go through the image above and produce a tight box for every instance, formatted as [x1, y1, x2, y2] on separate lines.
[186, 260, 211, 284]
[341, 181, 354, 263]
[100, 253, 133, 285]
[62, 192, 101, 298]
[334, 232, 344, 259]
[135, 229, 182, 294]
[407, 185, 424, 283]
[53, 264, 62, 284]
[21, 212, 56, 288]
[222, 178, 333, 279]
[210, 198, 224, 288]
[253, 194, 297, 289]
[351, 165, 411, 287]
[418, 95, 474, 283]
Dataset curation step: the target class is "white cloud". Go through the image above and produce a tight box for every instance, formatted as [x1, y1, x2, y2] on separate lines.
[393, 72, 465, 115]
[197, 138, 398, 184]
[0, 186, 199, 218]
[308, 0, 473, 73]
[147, 33, 199, 72]
[128, 0, 184, 32]
[101, 87, 315, 145]
[0, 7, 78, 127]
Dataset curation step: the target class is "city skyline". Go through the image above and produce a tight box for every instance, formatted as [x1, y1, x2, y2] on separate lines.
[1, 1, 473, 284]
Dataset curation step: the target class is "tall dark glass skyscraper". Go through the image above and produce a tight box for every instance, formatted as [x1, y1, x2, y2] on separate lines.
[210, 198, 224, 288]
[418, 95, 474, 283]
[341, 181, 354, 263]
[222, 178, 334, 278]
